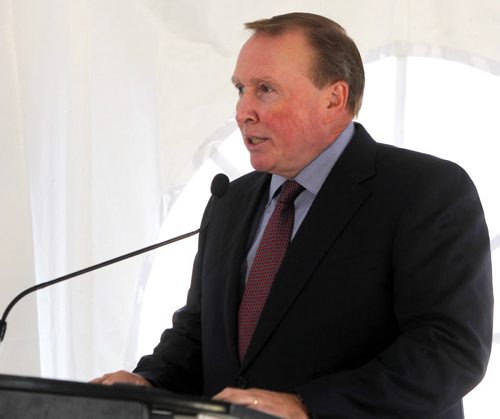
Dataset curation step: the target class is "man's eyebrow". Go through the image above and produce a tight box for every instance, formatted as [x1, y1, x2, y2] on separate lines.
[230, 76, 274, 85]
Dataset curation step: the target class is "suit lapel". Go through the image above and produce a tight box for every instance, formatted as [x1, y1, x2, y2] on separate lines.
[239, 124, 378, 370]
[218, 173, 271, 362]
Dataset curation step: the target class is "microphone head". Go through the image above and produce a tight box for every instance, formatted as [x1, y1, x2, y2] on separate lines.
[211, 173, 229, 198]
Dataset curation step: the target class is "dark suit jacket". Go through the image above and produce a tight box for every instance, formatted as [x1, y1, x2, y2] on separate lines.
[135, 123, 493, 418]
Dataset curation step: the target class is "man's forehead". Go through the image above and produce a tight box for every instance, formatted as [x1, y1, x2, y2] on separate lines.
[232, 31, 313, 79]
[241, 29, 309, 53]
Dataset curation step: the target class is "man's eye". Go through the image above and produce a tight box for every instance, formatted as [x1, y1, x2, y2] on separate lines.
[260, 84, 274, 93]
[235, 84, 245, 95]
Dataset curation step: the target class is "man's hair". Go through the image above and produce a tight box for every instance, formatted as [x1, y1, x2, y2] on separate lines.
[245, 12, 365, 116]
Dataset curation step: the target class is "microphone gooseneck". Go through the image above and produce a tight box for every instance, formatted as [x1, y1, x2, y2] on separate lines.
[0, 173, 230, 344]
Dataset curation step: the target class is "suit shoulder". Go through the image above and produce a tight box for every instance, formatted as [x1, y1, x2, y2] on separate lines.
[375, 143, 470, 182]
[371, 143, 483, 216]
[347, 123, 471, 186]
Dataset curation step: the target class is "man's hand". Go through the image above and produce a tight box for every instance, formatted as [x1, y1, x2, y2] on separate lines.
[90, 370, 152, 387]
[213, 387, 308, 418]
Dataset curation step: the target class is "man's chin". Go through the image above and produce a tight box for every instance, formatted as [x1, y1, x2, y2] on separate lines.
[249, 159, 273, 174]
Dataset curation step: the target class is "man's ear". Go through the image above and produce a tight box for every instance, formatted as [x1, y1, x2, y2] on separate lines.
[323, 80, 350, 123]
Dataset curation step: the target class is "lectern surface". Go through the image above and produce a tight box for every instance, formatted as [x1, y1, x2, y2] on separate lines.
[0, 373, 276, 419]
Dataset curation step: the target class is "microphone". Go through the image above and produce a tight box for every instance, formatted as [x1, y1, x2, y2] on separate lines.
[0, 173, 229, 344]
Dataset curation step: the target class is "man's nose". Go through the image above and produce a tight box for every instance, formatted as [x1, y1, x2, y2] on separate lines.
[235, 95, 258, 125]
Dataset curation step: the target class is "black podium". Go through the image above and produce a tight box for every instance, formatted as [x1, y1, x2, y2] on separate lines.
[0, 374, 275, 418]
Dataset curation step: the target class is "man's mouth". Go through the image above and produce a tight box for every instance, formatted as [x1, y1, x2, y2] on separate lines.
[247, 136, 267, 145]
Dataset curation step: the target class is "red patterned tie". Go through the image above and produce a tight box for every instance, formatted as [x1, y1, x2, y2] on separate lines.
[238, 180, 304, 361]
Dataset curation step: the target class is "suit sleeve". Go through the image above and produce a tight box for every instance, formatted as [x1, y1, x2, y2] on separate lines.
[296, 161, 493, 418]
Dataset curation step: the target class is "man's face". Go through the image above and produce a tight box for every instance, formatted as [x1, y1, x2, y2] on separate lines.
[232, 30, 333, 178]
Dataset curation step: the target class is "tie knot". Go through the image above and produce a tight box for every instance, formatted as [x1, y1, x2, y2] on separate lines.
[278, 180, 304, 206]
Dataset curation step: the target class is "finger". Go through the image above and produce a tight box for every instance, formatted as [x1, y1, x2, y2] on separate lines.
[213, 388, 260, 408]
[212, 387, 241, 401]
[89, 373, 111, 384]
[89, 370, 148, 386]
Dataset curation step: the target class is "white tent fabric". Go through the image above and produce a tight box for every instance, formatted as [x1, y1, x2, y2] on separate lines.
[0, 0, 499, 394]
[0, 0, 40, 375]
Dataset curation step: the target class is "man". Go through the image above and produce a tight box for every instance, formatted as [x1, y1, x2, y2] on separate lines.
[92, 13, 493, 418]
